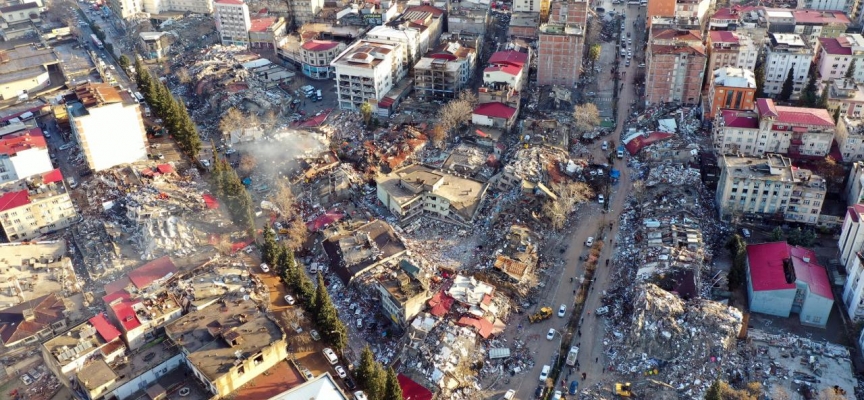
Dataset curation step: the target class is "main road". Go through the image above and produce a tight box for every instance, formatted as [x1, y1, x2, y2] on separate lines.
[511, 2, 644, 399]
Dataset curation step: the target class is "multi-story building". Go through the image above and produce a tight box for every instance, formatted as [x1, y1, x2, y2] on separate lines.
[0, 41, 54, 99]
[287, 0, 324, 25]
[704, 67, 757, 120]
[513, 0, 549, 13]
[165, 297, 287, 398]
[763, 33, 812, 99]
[0, 127, 53, 185]
[376, 164, 489, 225]
[332, 40, 404, 111]
[714, 98, 836, 157]
[801, 0, 851, 11]
[837, 117, 864, 161]
[141, 0, 214, 15]
[817, 34, 864, 82]
[299, 40, 344, 80]
[645, 29, 706, 105]
[479, 49, 529, 108]
[67, 83, 148, 172]
[414, 40, 477, 101]
[672, 0, 713, 28]
[646, 0, 675, 27]
[827, 78, 864, 118]
[447, 0, 490, 36]
[706, 30, 760, 74]
[536, 0, 588, 87]
[367, 28, 428, 76]
[42, 314, 125, 387]
[248, 17, 287, 49]
[138, 32, 172, 60]
[214, 0, 251, 47]
[846, 162, 864, 206]
[107, 0, 142, 21]
[0, 293, 66, 348]
[837, 204, 864, 321]
[373, 259, 430, 327]
[0, 169, 77, 242]
[789, 9, 850, 50]
[716, 153, 826, 224]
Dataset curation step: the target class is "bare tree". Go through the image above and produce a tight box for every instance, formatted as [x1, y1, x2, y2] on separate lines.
[542, 181, 594, 230]
[817, 388, 847, 400]
[429, 125, 447, 148]
[219, 107, 245, 136]
[269, 180, 297, 218]
[437, 90, 477, 134]
[239, 154, 257, 176]
[572, 103, 601, 133]
[268, 181, 307, 250]
[214, 234, 234, 255]
[176, 67, 192, 85]
[262, 109, 280, 130]
[283, 216, 308, 251]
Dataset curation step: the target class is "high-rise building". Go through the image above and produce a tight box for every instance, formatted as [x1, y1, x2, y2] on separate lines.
[763, 33, 812, 99]
[214, 0, 251, 47]
[536, 0, 587, 87]
[645, 29, 706, 105]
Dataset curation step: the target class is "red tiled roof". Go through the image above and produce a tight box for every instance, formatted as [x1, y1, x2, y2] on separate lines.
[623, 131, 674, 155]
[709, 30, 739, 44]
[43, 168, 63, 184]
[775, 106, 834, 127]
[428, 290, 454, 317]
[156, 164, 174, 174]
[405, 4, 444, 17]
[747, 242, 833, 299]
[397, 374, 434, 400]
[793, 9, 849, 25]
[653, 28, 702, 43]
[103, 276, 132, 299]
[249, 17, 276, 32]
[819, 37, 850, 56]
[720, 110, 759, 129]
[128, 256, 177, 290]
[848, 204, 864, 223]
[756, 98, 778, 118]
[0, 128, 47, 157]
[215, 0, 244, 4]
[473, 102, 517, 119]
[202, 193, 219, 209]
[302, 40, 339, 52]
[89, 313, 121, 342]
[651, 43, 706, 56]
[484, 64, 522, 76]
[0, 190, 29, 212]
[711, 7, 739, 20]
[487, 50, 528, 68]
[457, 316, 494, 338]
[306, 209, 345, 232]
[0, 293, 66, 345]
[109, 296, 142, 331]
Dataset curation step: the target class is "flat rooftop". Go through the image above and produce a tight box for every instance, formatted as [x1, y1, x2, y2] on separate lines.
[0, 241, 74, 308]
[377, 164, 486, 220]
[165, 296, 284, 382]
[332, 40, 399, 69]
[722, 154, 825, 189]
[0, 45, 57, 85]
[77, 336, 180, 393]
[769, 33, 809, 49]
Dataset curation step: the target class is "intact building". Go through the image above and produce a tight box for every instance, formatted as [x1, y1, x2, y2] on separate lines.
[0, 293, 67, 348]
[300, 40, 344, 80]
[845, 162, 864, 206]
[0, 169, 77, 242]
[837, 117, 864, 162]
[214, 0, 251, 47]
[0, 45, 58, 100]
[141, 0, 214, 15]
[165, 297, 287, 398]
[706, 31, 760, 74]
[713, 98, 836, 158]
[716, 153, 826, 224]
[0, 127, 53, 185]
[248, 17, 287, 49]
[763, 33, 812, 99]
[746, 242, 833, 328]
[645, 29, 706, 105]
[332, 40, 405, 111]
[704, 66, 756, 120]
[536, 0, 588, 87]
[67, 84, 147, 172]
[287, 0, 324, 25]
[827, 78, 864, 119]
[513, 0, 549, 13]
[817, 34, 864, 83]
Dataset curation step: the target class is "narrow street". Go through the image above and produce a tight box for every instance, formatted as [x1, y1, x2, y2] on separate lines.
[510, 3, 645, 399]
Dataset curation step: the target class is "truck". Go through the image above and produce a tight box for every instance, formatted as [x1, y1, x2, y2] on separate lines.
[528, 307, 553, 323]
[90, 34, 103, 49]
[565, 346, 579, 366]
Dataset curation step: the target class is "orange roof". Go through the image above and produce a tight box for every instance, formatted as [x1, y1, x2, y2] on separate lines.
[0, 128, 47, 157]
[302, 40, 339, 52]
[249, 17, 276, 32]
[0, 190, 29, 212]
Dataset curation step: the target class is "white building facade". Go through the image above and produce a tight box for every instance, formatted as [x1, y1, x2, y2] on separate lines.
[838, 204, 864, 321]
[763, 33, 813, 99]
[817, 34, 864, 82]
[332, 40, 404, 111]
[214, 0, 251, 47]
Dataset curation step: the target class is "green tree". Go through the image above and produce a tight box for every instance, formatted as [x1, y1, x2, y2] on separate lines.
[787, 227, 803, 246]
[834, 108, 841, 123]
[312, 272, 347, 349]
[359, 102, 373, 127]
[819, 84, 830, 110]
[261, 227, 279, 265]
[705, 380, 722, 400]
[754, 62, 766, 98]
[846, 60, 857, 80]
[770, 226, 784, 242]
[134, 59, 151, 92]
[295, 265, 315, 305]
[726, 234, 747, 290]
[588, 44, 601, 66]
[779, 67, 795, 102]
[359, 353, 386, 400]
[210, 156, 254, 232]
[798, 71, 818, 107]
[276, 245, 292, 284]
[383, 367, 403, 400]
[118, 54, 130, 71]
[799, 229, 817, 248]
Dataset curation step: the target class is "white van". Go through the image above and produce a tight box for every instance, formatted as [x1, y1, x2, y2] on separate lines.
[322, 348, 339, 364]
[539, 365, 551, 381]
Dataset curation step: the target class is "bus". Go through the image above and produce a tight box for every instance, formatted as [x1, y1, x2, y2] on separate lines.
[90, 34, 103, 49]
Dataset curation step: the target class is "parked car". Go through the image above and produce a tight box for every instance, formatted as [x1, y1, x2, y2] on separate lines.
[335, 365, 347, 378]
[539, 365, 551, 381]
[344, 378, 357, 390]
[353, 391, 366, 400]
[741, 228, 751, 238]
[323, 348, 339, 364]
[598, 194, 605, 204]
[284, 295, 295, 305]
[558, 304, 567, 317]
[260, 263, 270, 273]
[310, 329, 320, 341]
[553, 391, 562, 400]
[546, 329, 555, 340]
[585, 237, 594, 247]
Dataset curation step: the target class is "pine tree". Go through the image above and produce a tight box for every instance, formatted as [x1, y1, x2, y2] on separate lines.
[846, 60, 856, 80]
[383, 367, 403, 400]
[798, 72, 818, 107]
[276, 245, 292, 285]
[296, 265, 315, 305]
[779, 67, 795, 102]
[770, 226, 784, 242]
[134, 60, 151, 93]
[365, 362, 387, 400]
[261, 227, 279, 265]
[118, 55, 130, 71]
[705, 380, 722, 400]
[356, 346, 377, 386]
[819, 85, 830, 110]
[834, 107, 841, 123]
[754, 62, 766, 98]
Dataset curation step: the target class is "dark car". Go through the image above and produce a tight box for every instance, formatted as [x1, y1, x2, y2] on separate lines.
[535, 385, 546, 398]
[344, 377, 356, 390]
[569, 381, 579, 395]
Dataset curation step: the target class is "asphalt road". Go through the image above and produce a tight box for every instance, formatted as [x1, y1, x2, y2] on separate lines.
[74, 3, 134, 90]
[510, 4, 644, 399]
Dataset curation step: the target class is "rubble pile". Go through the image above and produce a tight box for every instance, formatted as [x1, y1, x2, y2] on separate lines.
[644, 163, 701, 187]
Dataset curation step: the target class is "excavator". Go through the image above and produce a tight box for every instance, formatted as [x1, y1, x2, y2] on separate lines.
[528, 307, 553, 323]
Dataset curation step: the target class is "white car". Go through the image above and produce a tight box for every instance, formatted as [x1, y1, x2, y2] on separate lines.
[200, 159, 211, 168]
[558, 304, 567, 317]
[354, 392, 368, 400]
[284, 295, 295, 305]
[598, 194, 605, 204]
[335, 365, 347, 378]
[539, 365, 551, 381]
[741, 228, 751, 238]
[323, 347, 339, 364]
[546, 329, 555, 340]
[585, 237, 594, 247]
[601, 141, 608, 150]
[503, 389, 516, 400]
[553, 391, 563, 400]
[260, 263, 270, 273]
